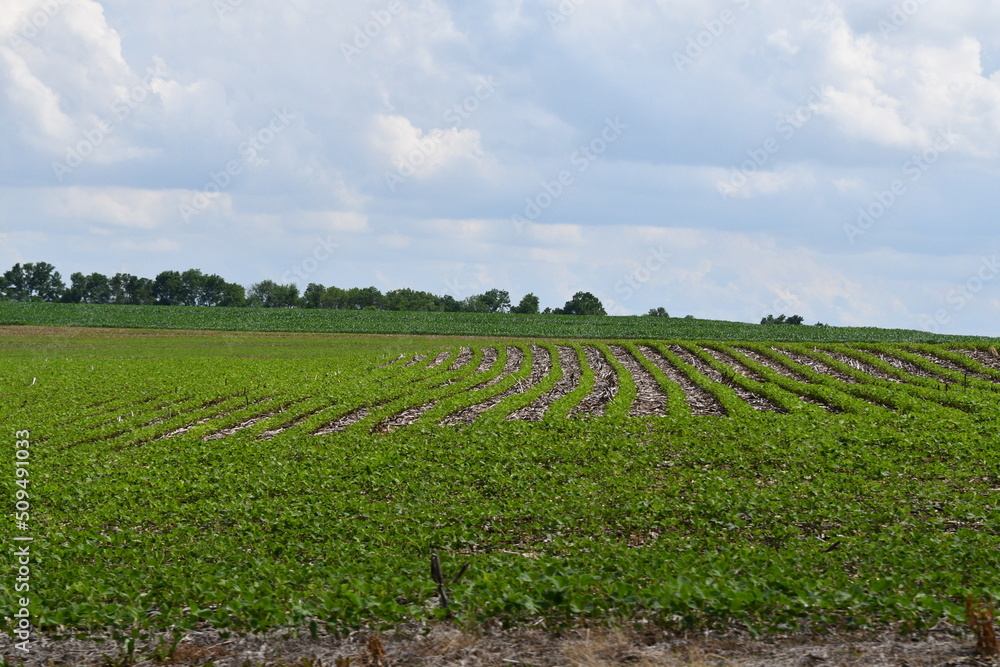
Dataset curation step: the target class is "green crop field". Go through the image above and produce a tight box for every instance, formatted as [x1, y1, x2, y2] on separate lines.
[2, 326, 1000, 654]
[0, 301, 996, 343]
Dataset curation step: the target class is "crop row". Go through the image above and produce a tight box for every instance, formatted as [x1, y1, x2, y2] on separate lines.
[43, 342, 1000, 449]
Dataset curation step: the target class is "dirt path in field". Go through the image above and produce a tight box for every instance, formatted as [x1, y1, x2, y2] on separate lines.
[609, 345, 669, 417]
[444, 346, 551, 424]
[638, 345, 725, 416]
[12, 622, 989, 667]
[507, 345, 581, 421]
[670, 344, 782, 413]
[203, 410, 282, 441]
[570, 346, 618, 417]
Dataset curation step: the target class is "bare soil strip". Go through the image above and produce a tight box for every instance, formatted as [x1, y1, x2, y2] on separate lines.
[569, 346, 618, 417]
[313, 406, 372, 435]
[12, 622, 983, 667]
[639, 345, 725, 416]
[734, 347, 810, 382]
[700, 346, 768, 383]
[859, 349, 941, 380]
[425, 350, 452, 368]
[609, 345, 669, 417]
[507, 345, 581, 421]
[203, 411, 281, 441]
[377, 353, 406, 368]
[467, 346, 523, 392]
[447, 347, 474, 370]
[259, 404, 330, 440]
[671, 345, 781, 413]
[442, 346, 549, 424]
[153, 397, 272, 440]
[476, 347, 499, 373]
[944, 349, 1000, 380]
[820, 350, 901, 382]
[776, 348, 858, 384]
[373, 401, 438, 433]
[403, 354, 428, 368]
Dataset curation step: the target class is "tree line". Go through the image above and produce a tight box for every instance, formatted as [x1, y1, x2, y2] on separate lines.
[0, 262, 619, 315]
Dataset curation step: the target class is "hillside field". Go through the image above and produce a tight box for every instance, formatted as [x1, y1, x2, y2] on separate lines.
[2, 323, 1000, 663]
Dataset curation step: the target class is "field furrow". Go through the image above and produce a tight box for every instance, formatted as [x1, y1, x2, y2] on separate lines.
[638, 344, 725, 416]
[569, 346, 618, 417]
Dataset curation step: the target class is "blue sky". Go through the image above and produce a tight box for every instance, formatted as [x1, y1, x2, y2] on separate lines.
[1, 0, 999, 334]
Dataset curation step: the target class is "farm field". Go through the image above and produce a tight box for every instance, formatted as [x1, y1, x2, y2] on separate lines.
[1, 301, 997, 343]
[2, 326, 1000, 664]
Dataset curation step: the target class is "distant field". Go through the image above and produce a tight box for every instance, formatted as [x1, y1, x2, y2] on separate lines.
[0, 301, 995, 342]
[2, 327, 999, 645]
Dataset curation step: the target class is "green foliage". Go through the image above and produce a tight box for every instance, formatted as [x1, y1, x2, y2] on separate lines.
[555, 291, 607, 316]
[761, 314, 805, 325]
[2, 331, 1000, 638]
[645, 307, 669, 317]
[511, 293, 540, 315]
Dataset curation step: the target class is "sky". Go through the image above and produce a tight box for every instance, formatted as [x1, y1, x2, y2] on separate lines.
[1, 0, 999, 334]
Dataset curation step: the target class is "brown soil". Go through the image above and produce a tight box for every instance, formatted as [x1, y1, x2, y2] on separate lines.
[447, 347, 474, 371]
[373, 401, 438, 433]
[608, 345, 669, 417]
[860, 349, 942, 380]
[475, 347, 499, 373]
[700, 347, 768, 383]
[570, 346, 618, 417]
[7, 623, 989, 666]
[941, 350, 1000, 381]
[313, 406, 372, 435]
[638, 345, 725, 416]
[776, 348, 858, 384]
[203, 411, 281, 441]
[507, 345, 581, 421]
[425, 350, 452, 369]
[670, 345, 781, 413]
[820, 350, 902, 382]
[153, 397, 271, 440]
[403, 354, 428, 368]
[734, 347, 810, 382]
[444, 346, 551, 424]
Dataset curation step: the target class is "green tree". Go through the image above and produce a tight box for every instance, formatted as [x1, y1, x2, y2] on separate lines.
[559, 291, 606, 316]
[154, 271, 185, 305]
[645, 307, 669, 317]
[511, 293, 540, 314]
